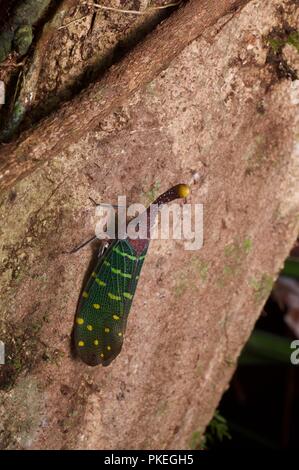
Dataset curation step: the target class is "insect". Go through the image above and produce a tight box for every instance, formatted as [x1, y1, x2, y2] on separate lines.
[73, 183, 190, 366]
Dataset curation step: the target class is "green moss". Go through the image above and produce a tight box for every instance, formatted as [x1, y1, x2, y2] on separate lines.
[174, 275, 188, 297]
[242, 238, 252, 254]
[223, 265, 235, 276]
[250, 273, 274, 303]
[224, 238, 252, 260]
[174, 256, 209, 297]
[0, 0, 51, 63]
[14, 25, 33, 56]
[218, 238, 252, 286]
[0, 316, 45, 390]
[14, 0, 51, 27]
[268, 30, 299, 54]
[268, 37, 284, 54]
[225, 357, 235, 367]
[12, 357, 22, 371]
[286, 31, 299, 52]
[189, 428, 205, 450]
[266, 28, 298, 81]
[0, 30, 14, 62]
[191, 258, 209, 282]
[0, 101, 26, 141]
[12, 100, 26, 123]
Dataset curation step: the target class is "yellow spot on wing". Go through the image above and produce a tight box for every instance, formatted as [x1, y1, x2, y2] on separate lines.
[78, 341, 84, 347]
[123, 292, 133, 300]
[103, 260, 110, 266]
[111, 267, 132, 279]
[104, 327, 110, 333]
[94, 340, 99, 346]
[96, 278, 106, 287]
[93, 303, 100, 309]
[108, 293, 121, 301]
[100, 353, 104, 358]
[118, 332, 123, 337]
[76, 318, 84, 325]
[113, 315, 120, 320]
[107, 345, 111, 351]
[82, 291, 89, 298]
[113, 246, 146, 261]
[87, 324, 93, 331]
[91, 272, 97, 278]
[113, 246, 136, 260]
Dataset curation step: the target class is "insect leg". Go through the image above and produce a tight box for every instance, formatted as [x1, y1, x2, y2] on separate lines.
[69, 235, 97, 253]
[70, 235, 114, 255]
[89, 197, 125, 209]
[70, 198, 118, 253]
[98, 239, 112, 258]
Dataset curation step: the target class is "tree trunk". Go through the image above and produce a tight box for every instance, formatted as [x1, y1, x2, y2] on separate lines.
[0, 0, 298, 450]
[0, 0, 249, 193]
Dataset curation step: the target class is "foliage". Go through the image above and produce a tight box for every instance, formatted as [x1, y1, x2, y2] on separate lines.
[190, 410, 231, 450]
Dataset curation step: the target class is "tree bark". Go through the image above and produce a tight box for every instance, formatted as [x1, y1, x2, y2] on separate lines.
[0, 0, 250, 194]
[0, 0, 298, 451]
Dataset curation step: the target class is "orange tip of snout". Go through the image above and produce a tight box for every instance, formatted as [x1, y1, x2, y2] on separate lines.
[177, 184, 190, 199]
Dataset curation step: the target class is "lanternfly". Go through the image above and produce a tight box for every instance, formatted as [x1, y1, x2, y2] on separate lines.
[73, 184, 190, 366]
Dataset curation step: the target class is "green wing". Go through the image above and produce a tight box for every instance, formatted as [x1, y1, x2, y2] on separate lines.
[74, 239, 147, 366]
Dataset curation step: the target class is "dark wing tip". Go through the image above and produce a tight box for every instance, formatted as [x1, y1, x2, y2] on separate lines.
[77, 350, 103, 367]
[75, 343, 123, 367]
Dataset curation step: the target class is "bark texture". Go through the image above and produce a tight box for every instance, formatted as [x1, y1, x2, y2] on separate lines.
[0, 0, 298, 450]
[0, 0, 250, 193]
